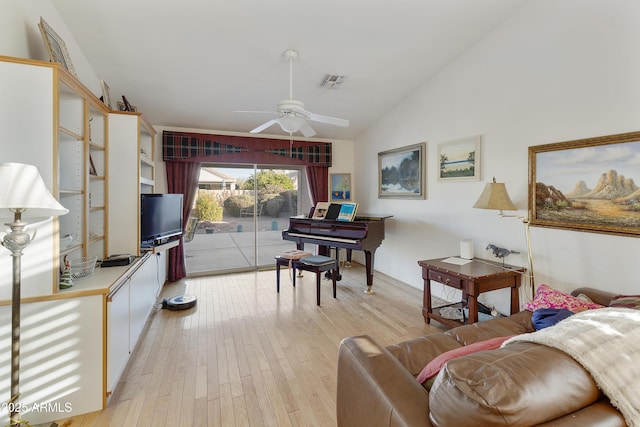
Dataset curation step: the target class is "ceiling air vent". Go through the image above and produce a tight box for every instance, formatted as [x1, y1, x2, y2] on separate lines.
[320, 74, 345, 89]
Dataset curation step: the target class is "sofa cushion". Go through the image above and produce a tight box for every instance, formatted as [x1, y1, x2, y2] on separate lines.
[444, 310, 534, 345]
[429, 341, 602, 427]
[387, 310, 535, 378]
[416, 335, 512, 384]
[386, 333, 462, 377]
[524, 284, 604, 313]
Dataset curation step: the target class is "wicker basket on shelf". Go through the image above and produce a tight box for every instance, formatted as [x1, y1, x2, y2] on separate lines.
[69, 256, 97, 279]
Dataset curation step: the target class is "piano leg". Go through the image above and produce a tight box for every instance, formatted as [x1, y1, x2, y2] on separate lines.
[345, 249, 352, 267]
[364, 250, 375, 294]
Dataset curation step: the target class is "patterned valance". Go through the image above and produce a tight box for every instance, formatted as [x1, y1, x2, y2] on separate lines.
[163, 130, 332, 167]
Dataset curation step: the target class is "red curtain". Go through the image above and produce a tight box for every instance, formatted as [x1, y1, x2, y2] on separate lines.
[306, 166, 329, 205]
[166, 161, 201, 281]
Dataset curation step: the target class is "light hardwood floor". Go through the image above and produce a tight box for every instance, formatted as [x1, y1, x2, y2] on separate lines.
[52, 263, 444, 427]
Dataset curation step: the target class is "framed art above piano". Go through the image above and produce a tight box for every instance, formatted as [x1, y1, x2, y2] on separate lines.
[330, 173, 352, 201]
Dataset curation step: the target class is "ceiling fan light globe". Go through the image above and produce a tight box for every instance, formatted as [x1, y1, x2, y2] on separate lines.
[278, 116, 306, 133]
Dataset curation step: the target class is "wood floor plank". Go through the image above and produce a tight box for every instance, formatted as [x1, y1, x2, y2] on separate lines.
[149, 394, 170, 427]
[52, 263, 444, 426]
[207, 398, 222, 427]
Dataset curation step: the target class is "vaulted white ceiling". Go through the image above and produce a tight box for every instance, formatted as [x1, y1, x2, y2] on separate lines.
[51, 0, 526, 140]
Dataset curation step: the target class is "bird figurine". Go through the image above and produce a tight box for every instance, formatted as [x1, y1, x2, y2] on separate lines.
[486, 244, 519, 262]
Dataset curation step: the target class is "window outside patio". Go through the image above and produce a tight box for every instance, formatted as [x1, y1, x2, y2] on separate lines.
[184, 166, 311, 275]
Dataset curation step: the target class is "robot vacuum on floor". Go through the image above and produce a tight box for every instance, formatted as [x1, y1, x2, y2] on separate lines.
[163, 294, 197, 311]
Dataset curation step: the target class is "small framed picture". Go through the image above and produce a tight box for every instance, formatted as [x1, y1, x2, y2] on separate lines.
[122, 95, 136, 112]
[38, 17, 77, 77]
[100, 80, 112, 109]
[330, 173, 352, 201]
[438, 135, 481, 182]
[89, 154, 97, 176]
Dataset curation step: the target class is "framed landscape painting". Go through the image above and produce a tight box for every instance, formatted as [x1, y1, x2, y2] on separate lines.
[529, 130, 640, 236]
[378, 142, 426, 199]
[438, 135, 481, 181]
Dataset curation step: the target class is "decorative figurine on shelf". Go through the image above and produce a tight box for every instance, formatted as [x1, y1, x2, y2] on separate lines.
[59, 254, 73, 289]
[486, 244, 519, 265]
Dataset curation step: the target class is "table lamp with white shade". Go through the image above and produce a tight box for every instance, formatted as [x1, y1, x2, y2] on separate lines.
[0, 162, 68, 427]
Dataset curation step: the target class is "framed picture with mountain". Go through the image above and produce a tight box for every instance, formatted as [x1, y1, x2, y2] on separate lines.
[529, 130, 640, 236]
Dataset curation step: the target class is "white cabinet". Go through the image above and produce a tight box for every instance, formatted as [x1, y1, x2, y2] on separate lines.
[0, 58, 58, 298]
[108, 112, 156, 256]
[106, 279, 130, 395]
[106, 253, 159, 396]
[0, 295, 104, 426]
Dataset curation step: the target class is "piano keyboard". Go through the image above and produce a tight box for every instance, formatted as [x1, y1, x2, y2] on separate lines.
[285, 232, 358, 244]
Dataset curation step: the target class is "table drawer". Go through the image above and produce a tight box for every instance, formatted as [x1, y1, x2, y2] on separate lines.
[428, 270, 463, 289]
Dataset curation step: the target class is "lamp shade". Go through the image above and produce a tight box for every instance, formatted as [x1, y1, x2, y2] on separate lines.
[473, 177, 517, 211]
[0, 162, 69, 222]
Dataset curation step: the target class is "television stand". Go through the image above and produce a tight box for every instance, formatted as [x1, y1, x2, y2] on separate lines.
[141, 239, 179, 254]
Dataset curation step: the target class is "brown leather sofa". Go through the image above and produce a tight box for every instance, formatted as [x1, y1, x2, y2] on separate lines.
[336, 288, 626, 427]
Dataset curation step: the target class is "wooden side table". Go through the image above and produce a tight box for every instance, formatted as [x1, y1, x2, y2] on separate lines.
[418, 257, 525, 328]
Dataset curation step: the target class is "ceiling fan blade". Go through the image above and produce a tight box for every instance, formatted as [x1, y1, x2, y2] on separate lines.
[250, 119, 279, 134]
[306, 112, 350, 127]
[299, 121, 316, 138]
[234, 110, 276, 115]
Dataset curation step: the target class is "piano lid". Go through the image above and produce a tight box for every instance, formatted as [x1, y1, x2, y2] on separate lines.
[354, 214, 393, 221]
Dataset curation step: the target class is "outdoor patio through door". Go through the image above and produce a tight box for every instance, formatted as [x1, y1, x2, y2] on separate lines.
[184, 164, 310, 275]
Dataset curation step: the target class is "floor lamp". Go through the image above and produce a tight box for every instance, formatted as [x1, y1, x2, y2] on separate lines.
[0, 163, 68, 427]
[473, 177, 535, 299]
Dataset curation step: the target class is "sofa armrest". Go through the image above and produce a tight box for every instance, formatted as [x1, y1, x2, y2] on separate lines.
[337, 336, 432, 427]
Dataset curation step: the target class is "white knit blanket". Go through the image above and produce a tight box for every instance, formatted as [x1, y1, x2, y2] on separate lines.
[503, 308, 640, 427]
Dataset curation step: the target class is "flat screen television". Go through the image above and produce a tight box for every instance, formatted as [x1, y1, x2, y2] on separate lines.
[140, 193, 184, 246]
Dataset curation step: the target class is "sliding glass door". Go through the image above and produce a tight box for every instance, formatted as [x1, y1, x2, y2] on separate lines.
[184, 163, 311, 275]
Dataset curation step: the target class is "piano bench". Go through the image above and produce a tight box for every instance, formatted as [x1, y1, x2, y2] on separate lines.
[276, 255, 337, 305]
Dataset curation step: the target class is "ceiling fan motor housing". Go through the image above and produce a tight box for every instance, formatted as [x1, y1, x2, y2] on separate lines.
[277, 99, 306, 114]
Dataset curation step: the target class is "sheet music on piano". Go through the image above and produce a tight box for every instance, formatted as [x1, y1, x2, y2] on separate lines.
[311, 202, 330, 220]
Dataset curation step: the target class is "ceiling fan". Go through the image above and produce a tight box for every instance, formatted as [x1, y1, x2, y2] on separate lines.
[236, 49, 349, 138]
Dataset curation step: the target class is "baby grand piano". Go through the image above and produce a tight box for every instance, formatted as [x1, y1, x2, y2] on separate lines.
[282, 214, 391, 294]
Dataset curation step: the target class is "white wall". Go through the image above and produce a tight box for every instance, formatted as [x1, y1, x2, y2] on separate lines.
[356, 0, 640, 312]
